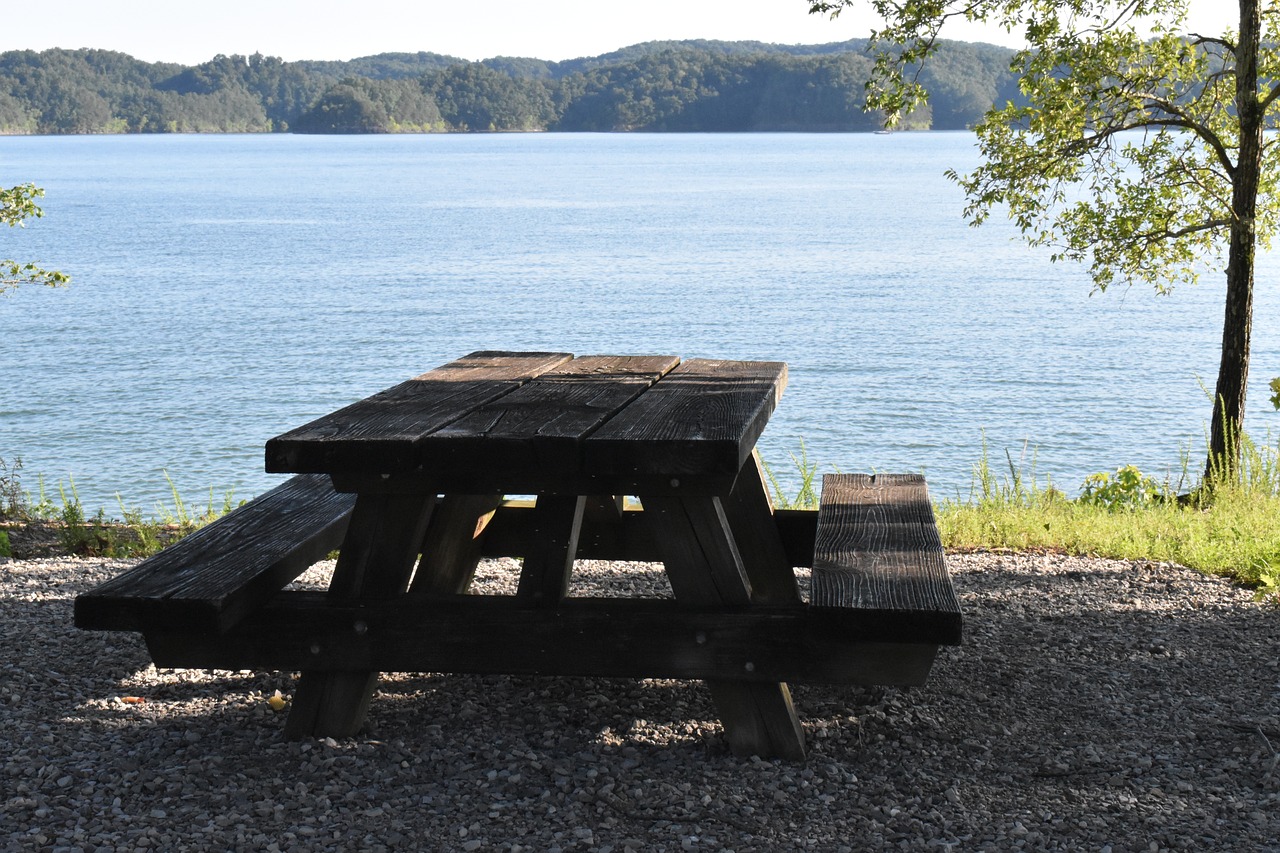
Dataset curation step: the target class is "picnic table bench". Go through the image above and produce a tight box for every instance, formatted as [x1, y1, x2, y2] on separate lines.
[76, 351, 962, 760]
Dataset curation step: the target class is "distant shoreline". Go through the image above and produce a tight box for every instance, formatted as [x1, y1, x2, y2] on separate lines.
[0, 40, 1015, 135]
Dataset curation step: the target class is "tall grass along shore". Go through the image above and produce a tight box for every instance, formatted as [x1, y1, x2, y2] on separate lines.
[4, 434, 1279, 598]
[766, 434, 1280, 598]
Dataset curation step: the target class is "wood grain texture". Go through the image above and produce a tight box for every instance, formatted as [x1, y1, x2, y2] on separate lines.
[418, 355, 680, 480]
[515, 494, 586, 605]
[475, 501, 819, 566]
[267, 354, 788, 496]
[811, 473, 962, 645]
[720, 454, 802, 605]
[584, 359, 787, 483]
[265, 351, 572, 474]
[326, 492, 437, 599]
[144, 594, 940, 686]
[641, 495, 753, 605]
[408, 494, 503, 597]
[643, 488, 806, 758]
[286, 490, 437, 739]
[74, 473, 354, 634]
[432, 355, 679, 440]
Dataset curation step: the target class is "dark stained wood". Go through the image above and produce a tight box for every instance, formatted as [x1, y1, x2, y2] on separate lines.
[326, 492, 437, 599]
[284, 491, 436, 739]
[811, 473, 962, 645]
[643, 491, 806, 759]
[265, 351, 572, 475]
[425, 355, 679, 476]
[74, 474, 354, 634]
[720, 454, 802, 605]
[303, 354, 790, 496]
[408, 494, 504, 596]
[143, 594, 941, 686]
[78, 352, 966, 761]
[772, 509, 819, 568]
[641, 495, 752, 605]
[515, 494, 586, 605]
[706, 682, 806, 758]
[582, 494, 626, 523]
[475, 501, 819, 566]
[584, 359, 787, 486]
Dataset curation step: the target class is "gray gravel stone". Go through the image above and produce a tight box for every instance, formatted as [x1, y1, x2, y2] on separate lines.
[2, 553, 1279, 851]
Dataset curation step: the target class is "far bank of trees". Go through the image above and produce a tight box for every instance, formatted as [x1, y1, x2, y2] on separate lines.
[0, 40, 1022, 134]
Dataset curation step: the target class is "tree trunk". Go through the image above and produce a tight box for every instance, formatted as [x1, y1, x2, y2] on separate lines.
[1205, 0, 1262, 483]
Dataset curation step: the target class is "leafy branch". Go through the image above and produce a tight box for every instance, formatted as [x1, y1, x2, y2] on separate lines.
[1, 182, 69, 295]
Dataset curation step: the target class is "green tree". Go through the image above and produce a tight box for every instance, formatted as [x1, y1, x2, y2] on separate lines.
[427, 63, 555, 131]
[294, 78, 444, 133]
[809, 0, 1276, 481]
[1, 183, 68, 295]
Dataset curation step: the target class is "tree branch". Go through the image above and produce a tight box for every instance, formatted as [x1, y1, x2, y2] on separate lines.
[1260, 84, 1280, 112]
[1091, 89, 1236, 176]
[1189, 33, 1237, 52]
[1132, 219, 1232, 245]
[1060, 114, 1234, 178]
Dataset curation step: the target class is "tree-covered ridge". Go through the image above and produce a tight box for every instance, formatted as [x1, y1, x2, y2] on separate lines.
[0, 40, 1021, 134]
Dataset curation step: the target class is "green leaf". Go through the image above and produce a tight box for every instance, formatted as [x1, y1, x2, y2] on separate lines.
[1, 183, 68, 295]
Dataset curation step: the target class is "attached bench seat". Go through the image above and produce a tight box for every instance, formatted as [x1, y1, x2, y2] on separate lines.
[808, 472, 962, 684]
[813, 473, 960, 635]
[74, 473, 356, 634]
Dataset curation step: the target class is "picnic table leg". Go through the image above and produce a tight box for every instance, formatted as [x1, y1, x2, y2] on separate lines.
[515, 494, 586, 605]
[721, 452, 802, 605]
[641, 490, 807, 761]
[284, 491, 436, 739]
[408, 494, 503, 596]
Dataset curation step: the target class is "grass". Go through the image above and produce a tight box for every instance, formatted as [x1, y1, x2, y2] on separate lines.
[937, 474, 1280, 593]
[6, 429, 1280, 597]
[0, 458, 239, 558]
[763, 433, 1280, 597]
[762, 439, 822, 509]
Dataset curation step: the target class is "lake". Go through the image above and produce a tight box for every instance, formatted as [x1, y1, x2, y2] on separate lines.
[3, 132, 1278, 513]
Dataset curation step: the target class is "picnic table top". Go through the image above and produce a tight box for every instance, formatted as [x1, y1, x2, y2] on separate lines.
[265, 351, 788, 494]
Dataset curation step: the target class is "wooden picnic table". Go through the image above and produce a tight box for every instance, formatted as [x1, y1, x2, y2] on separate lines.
[76, 351, 962, 760]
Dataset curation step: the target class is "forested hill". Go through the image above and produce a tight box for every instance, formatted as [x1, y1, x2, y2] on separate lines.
[0, 40, 1021, 134]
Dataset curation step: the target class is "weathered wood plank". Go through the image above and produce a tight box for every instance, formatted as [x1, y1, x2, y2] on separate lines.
[265, 351, 572, 474]
[326, 493, 436, 599]
[74, 473, 354, 634]
[143, 594, 941, 686]
[642, 495, 753, 605]
[426, 355, 680, 473]
[408, 494, 503, 597]
[285, 491, 436, 739]
[720, 454, 802, 605]
[475, 501, 819, 566]
[643, 490, 806, 759]
[584, 359, 787, 488]
[515, 494, 586, 606]
[811, 473, 962, 645]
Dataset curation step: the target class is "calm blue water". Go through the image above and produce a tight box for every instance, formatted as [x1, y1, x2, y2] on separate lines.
[3, 132, 1278, 512]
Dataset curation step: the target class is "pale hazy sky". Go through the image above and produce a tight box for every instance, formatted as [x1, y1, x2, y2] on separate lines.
[3, 1, 1239, 66]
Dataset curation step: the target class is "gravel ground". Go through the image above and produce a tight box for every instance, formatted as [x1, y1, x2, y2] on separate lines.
[3, 553, 1279, 852]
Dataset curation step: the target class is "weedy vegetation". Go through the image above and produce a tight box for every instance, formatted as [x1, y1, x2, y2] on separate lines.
[5, 429, 1280, 598]
[0, 458, 239, 558]
[764, 433, 1280, 597]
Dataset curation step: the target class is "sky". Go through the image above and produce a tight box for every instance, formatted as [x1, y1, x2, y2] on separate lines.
[3, 1, 1240, 66]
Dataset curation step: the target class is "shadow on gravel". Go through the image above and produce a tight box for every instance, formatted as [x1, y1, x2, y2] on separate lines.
[5, 555, 1280, 851]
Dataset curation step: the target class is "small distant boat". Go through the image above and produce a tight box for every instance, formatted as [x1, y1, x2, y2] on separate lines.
[874, 129, 893, 135]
